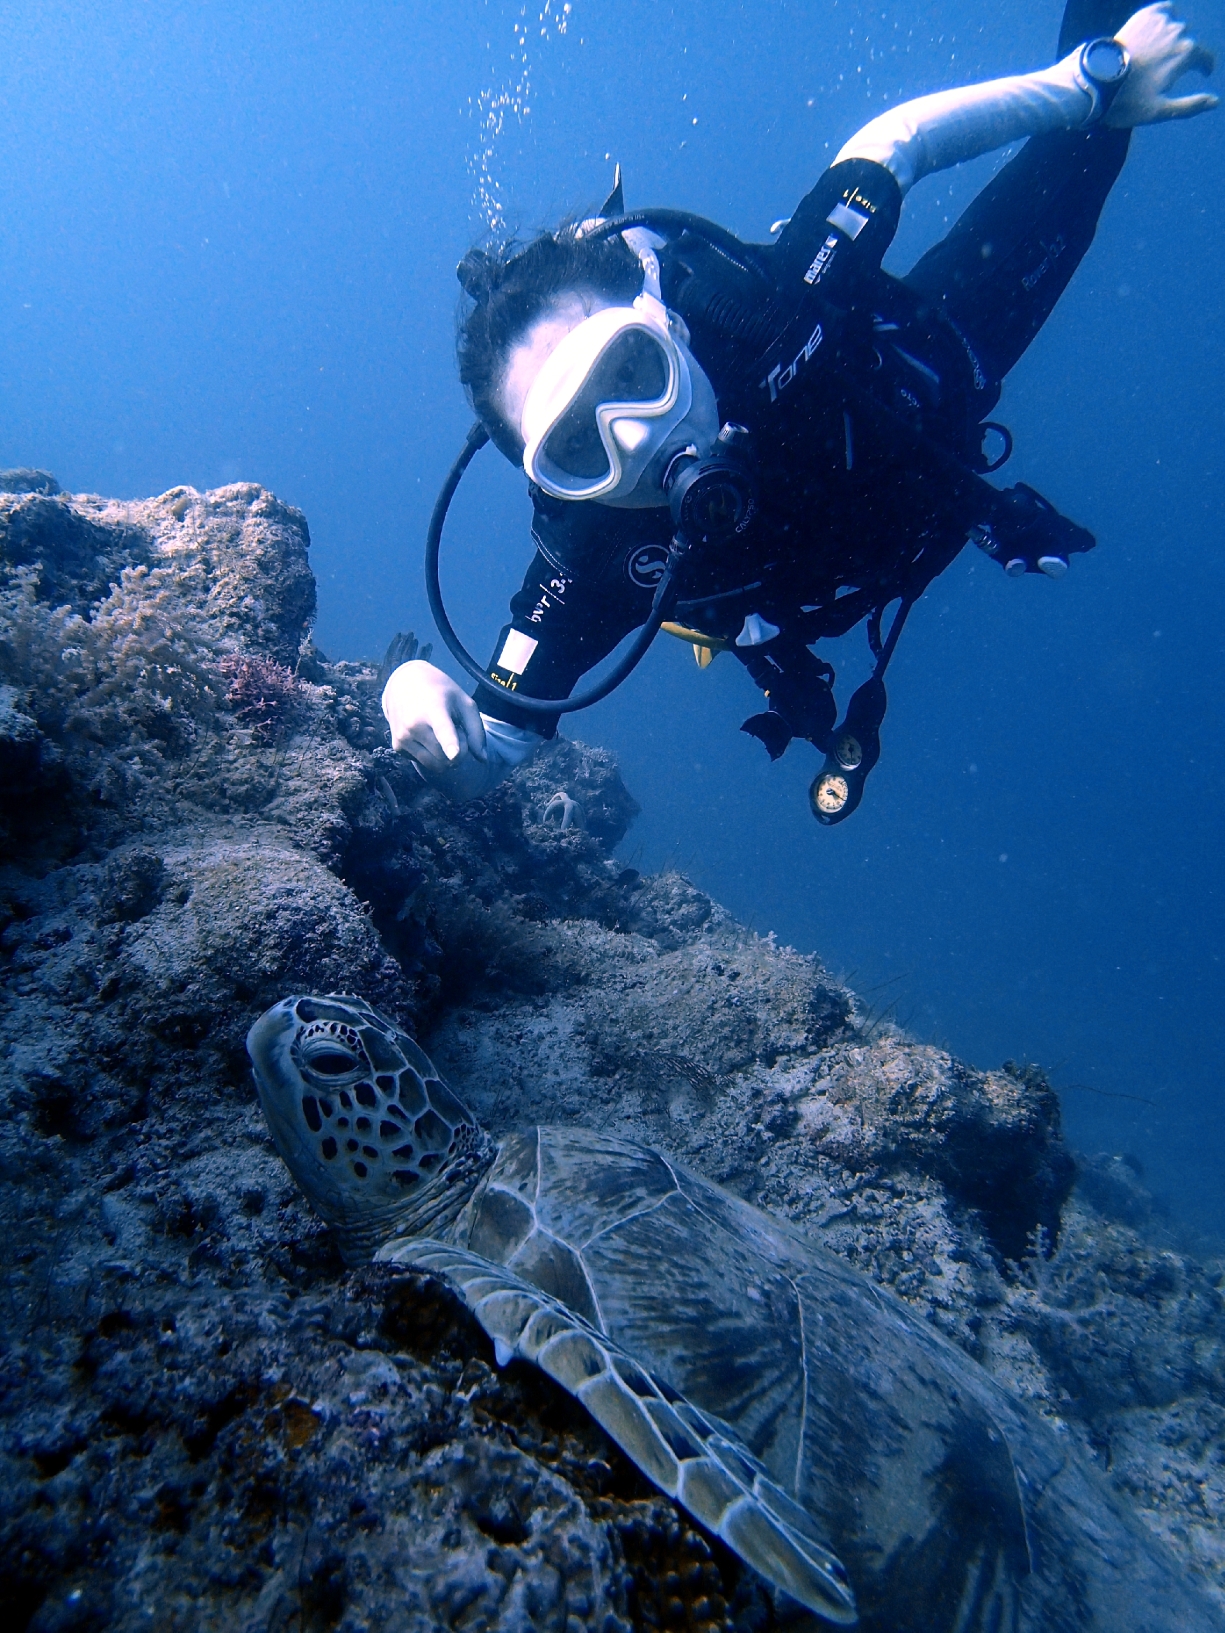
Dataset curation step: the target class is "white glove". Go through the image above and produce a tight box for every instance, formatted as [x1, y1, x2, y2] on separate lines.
[1107, 4, 1217, 127]
[381, 660, 540, 800]
[381, 660, 487, 773]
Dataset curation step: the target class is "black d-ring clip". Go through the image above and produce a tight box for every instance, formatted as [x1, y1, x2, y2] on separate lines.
[979, 421, 1014, 473]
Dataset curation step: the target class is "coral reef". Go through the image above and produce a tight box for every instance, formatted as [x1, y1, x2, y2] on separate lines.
[1, 477, 1222, 1630]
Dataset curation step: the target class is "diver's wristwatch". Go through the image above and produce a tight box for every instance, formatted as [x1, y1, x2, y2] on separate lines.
[1078, 37, 1130, 121]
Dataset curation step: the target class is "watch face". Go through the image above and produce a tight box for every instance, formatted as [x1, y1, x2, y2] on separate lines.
[1083, 37, 1128, 85]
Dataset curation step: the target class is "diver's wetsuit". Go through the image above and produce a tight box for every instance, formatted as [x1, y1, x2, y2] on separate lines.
[474, 10, 1132, 766]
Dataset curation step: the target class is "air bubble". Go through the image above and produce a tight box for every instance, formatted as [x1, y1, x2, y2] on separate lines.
[466, 2, 580, 228]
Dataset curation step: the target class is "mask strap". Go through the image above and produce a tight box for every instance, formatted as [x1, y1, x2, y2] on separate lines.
[574, 213, 665, 302]
[620, 226, 666, 301]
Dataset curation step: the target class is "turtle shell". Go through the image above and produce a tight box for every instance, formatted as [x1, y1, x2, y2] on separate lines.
[442, 1125, 1222, 1633]
[250, 997, 1222, 1633]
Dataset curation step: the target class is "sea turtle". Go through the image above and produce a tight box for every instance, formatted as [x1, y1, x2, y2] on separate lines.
[247, 994, 1224, 1633]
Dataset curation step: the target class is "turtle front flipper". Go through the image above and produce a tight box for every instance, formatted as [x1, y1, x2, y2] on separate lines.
[380, 1238, 858, 1628]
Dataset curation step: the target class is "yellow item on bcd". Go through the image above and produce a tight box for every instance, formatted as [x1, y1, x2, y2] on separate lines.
[660, 621, 728, 670]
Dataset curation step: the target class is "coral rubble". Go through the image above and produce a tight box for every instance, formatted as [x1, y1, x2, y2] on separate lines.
[1, 473, 1222, 1629]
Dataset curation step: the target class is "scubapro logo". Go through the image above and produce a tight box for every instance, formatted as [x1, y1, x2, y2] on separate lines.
[626, 544, 670, 588]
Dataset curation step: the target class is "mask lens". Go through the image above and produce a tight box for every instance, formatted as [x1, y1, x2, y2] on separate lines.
[541, 328, 671, 481]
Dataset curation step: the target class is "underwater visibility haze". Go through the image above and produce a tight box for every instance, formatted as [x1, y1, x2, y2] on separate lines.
[1, 0, 1222, 1239]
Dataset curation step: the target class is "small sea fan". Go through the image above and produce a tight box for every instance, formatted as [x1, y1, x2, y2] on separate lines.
[219, 652, 303, 743]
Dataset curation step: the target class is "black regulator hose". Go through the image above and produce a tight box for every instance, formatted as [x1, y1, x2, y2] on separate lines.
[424, 422, 681, 716]
[578, 209, 772, 285]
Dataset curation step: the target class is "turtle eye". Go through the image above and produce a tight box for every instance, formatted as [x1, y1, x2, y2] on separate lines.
[298, 1032, 365, 1081]
[307, 1049, 359, 1076]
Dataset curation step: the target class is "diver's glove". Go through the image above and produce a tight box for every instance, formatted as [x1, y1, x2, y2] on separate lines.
[381, 659, 540, 801]
[1106, 4, 1217, 126]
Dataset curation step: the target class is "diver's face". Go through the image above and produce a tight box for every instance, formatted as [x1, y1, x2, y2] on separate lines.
[497, 291, 605, 448]
[497, 290, 720, 510]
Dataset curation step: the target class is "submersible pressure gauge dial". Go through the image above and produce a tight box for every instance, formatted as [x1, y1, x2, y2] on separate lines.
[812, 773, 850, 816]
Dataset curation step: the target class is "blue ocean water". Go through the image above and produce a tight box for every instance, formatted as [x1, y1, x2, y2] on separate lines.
[1, 0, 1220, 1234]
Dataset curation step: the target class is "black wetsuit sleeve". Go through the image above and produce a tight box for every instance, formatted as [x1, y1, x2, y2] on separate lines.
[471, 501, 666, 735]
[771, 158, 903, 307]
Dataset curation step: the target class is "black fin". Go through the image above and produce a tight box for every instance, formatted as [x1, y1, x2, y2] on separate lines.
[600, 162, 624, 219]
[1058, 0, 1135, 55]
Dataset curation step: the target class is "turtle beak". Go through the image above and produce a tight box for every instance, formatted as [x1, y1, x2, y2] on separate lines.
[246, 998, 300, 1103]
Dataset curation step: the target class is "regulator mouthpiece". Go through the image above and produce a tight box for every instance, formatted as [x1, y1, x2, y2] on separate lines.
[665, 423, 757, 547]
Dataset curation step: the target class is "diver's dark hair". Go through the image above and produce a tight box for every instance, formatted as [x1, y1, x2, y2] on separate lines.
[456, 227, 642, 463]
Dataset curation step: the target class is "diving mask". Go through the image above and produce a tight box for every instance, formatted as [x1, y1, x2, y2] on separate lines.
[520, 287, 694, 503]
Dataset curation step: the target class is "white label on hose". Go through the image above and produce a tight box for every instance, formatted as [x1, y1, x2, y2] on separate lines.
[497, 629, 539, 675]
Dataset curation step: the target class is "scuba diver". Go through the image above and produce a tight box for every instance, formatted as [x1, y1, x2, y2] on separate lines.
[384, 1, 1216, 825]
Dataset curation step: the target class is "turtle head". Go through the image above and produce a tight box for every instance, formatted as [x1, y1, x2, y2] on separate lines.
[247, 994, 492, 1264]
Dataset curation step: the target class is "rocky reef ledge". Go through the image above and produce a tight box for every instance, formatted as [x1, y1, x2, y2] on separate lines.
[2, 473, 1223, 1630]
